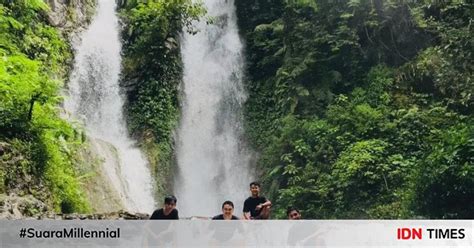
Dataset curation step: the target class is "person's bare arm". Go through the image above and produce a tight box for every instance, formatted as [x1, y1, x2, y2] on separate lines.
[262, 200, 272, 207]
[243, 212, 251, 220]
[256, 200, 272, 210]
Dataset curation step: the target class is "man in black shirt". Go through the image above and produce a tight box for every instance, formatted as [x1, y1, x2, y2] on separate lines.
[212, 201, 239, 220]
[150, 195, 179, 219]
[243, 182, 272, 220]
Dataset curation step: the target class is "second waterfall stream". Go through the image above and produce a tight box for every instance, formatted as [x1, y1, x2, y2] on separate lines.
[175, 0, 253, 217]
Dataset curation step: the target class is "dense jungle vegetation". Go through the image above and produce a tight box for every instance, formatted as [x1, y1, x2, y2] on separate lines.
[235, 0, 473, 218]
[0, 0, 471, 219]
[0, 0, 90, 213]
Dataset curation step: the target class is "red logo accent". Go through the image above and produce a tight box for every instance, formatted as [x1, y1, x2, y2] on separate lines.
[397, 228, 423, 240]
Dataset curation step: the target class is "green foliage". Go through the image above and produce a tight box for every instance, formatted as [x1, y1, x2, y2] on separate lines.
[408, 1, 473, 110]
[236, 0, 473, 219]
[331, 139, 402, 217]
[121, 0, 204, 139]
[40, 130, 89, 213]
[412, 122, 474, 218]
[0, 1, 89, 213]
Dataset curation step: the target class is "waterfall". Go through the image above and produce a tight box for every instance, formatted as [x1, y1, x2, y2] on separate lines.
[64, 0, 155, 213]
[175, 0, 253, 217]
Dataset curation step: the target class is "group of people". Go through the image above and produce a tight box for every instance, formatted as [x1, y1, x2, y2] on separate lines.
[150, 181, 301, 220]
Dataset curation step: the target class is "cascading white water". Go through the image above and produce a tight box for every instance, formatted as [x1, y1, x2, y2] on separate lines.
[175, 0, 253, 217]
[64, 0, 155, 213]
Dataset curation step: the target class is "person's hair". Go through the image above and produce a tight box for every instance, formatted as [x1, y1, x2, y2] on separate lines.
[286, 206, 300, 216]
[222, 200, 234, 209]
[164, 195, 177, 204]
[249, 181, 261, 188]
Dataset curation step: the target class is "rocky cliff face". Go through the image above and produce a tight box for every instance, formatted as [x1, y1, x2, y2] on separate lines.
[46, 0, 96, 31]
[0, 194, 148, 219]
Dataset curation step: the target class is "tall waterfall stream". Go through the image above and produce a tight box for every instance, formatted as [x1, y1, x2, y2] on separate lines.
[175, 0, 253, 217]
[64, 0, 155, 213]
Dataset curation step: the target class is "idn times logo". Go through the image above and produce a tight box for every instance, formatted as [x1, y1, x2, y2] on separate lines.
[397, 228, 466, 240]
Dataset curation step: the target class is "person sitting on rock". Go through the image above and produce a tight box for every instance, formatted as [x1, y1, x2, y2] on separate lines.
[150, 195, 179, 220]
[212, 201, 239, 220]
[243, 181, 272, 220]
